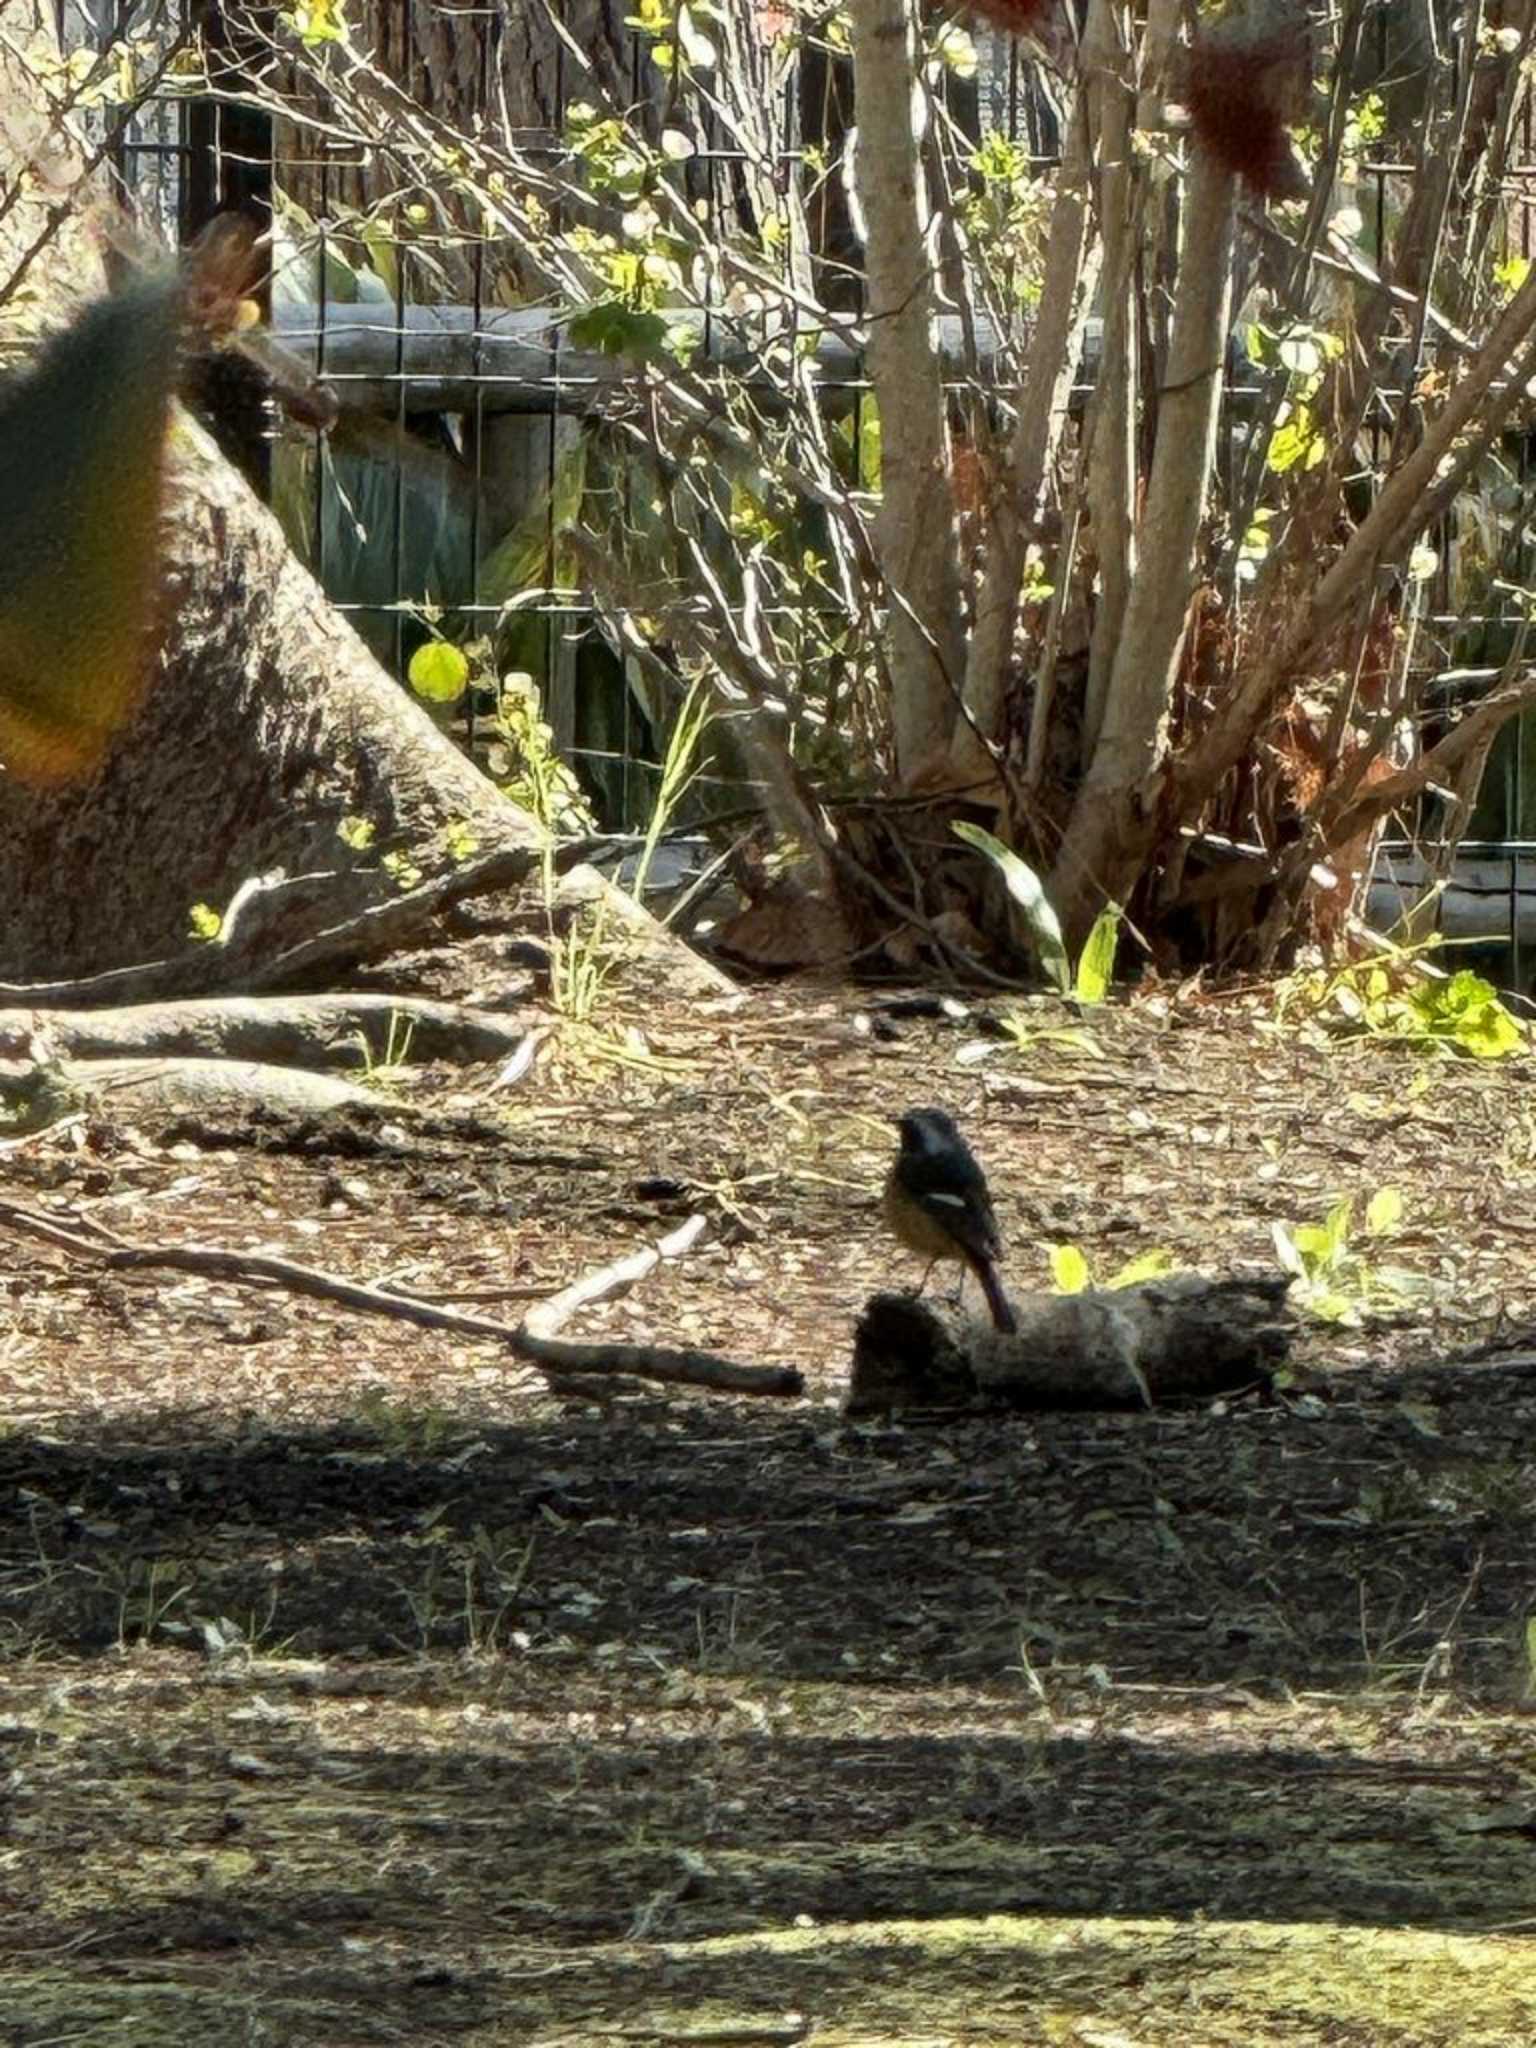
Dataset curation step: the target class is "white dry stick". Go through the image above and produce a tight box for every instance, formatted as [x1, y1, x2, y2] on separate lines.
[524, 1213, 711, 1338]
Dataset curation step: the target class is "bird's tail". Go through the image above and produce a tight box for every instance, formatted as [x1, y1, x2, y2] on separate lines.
[974, 1257, 1017, 1334]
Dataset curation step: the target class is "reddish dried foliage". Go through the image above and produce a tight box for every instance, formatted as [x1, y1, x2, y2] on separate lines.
[1186, 11, 1311, 202]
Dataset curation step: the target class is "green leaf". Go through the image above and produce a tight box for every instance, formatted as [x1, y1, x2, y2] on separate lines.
[1440, 968, 1498, 1017]
[1266, 403, 1325, 475]
[382, 850, 423, 891]
[408, 641, 469, 704]
[338, 815, 376, 851]
[1074, 904, 1121, 1005]
[1041, 1026, 1105, 1058]
[935, 22, 978, 76]
[1106, 1249, 1174, 1289]
[1453, 998, 1525, 1059]
[289, 0, 346, 45]
[857, 401, 882, 492]
[952, 822, 1071, 996]
[1290, 1223, 1334, 1267]
[1308, 1290, 1360, 1326]
[188, 902, 222, 942]
[1049, 1243, 1091, 1294]
[1365, 1186, 1403, 1236]
[1322, 1197, 1354, 1264]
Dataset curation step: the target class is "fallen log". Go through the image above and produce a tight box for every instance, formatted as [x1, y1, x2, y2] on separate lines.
[0, 993, 536, 1069]
[845, 1274, 1295, 1417]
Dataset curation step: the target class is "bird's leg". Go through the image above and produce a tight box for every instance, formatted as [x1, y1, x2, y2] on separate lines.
[906, 1260, 937, 1301]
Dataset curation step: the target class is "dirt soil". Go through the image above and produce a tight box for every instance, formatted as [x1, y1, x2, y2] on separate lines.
[3, 975, 1535, 2046]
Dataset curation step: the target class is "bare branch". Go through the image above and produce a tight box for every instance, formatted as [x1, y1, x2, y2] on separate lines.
[0, 1196, 801, 1398]
[1322, 672, 1536, 853]
[1180, 261, 1536, 806]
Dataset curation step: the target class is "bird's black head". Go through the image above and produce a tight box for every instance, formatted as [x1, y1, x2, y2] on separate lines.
[897, 1106, 962, 1156]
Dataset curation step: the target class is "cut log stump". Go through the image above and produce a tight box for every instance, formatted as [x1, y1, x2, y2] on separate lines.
[846, 1274, 1295, 1417]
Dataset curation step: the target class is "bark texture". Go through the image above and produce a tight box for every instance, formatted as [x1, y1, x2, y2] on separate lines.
[846, 1275, 1295, 1417]
[1051, 147, 1238, 942]
[849, 0, 966, 784]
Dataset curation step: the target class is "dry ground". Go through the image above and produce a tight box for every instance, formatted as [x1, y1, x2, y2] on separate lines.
[2, 978, 1535, 2045]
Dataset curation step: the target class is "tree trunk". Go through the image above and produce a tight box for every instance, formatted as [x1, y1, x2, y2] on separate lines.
[1079, 0, 1140, 764]
[953, 83, 1099, 787]
[0, 10, 543, 986]
[848, 0, 966, 786]
[1050, 146, 1238, 945]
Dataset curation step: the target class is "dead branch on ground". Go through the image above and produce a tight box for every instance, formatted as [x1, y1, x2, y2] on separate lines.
[0, 1198, 801, 1400]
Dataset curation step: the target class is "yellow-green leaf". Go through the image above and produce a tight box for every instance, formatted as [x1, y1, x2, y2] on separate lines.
[338, 815, 376, 851]
[953, 822, 1070, 996]
[1049, 1243, 1091, 1294]
[1106, 1249, 1174, 1289]
[408, 641, 469, 704]
[1075, 904, 1121, 1005]
[1365, 1186, 1402, 1236]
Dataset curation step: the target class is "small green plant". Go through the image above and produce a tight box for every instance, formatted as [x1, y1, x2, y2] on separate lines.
[984, 1011, 1103, 1060]
[490, 669, 596, 836]
[1272, 1187, 1426, 1324]
[103, 1555, 193, 1648]
[524, 670, 711, 1025]
[952, 822, 1122, 1002]
[352, 1387, 455, 1454]
[1047, 1244, 1175, 1294]
[461, 1523, 537, 1656]
[353, 1010, 415, 1088]
[1278, 948, 1527, 1059]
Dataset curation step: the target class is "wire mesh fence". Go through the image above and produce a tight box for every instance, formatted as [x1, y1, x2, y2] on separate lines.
[40, 0, 1536, 984]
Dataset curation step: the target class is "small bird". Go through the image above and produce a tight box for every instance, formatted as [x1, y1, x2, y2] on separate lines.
[883, 1106, 1016, 1333]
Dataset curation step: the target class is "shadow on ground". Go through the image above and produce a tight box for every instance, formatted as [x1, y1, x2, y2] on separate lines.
[4, 1374, 1535, 2044]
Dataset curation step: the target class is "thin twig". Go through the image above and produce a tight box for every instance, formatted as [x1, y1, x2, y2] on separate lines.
[0, 1198, 800, 1398]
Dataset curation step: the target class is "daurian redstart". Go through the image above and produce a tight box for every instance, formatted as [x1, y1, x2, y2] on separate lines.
[883, 1106, 1016, 1333]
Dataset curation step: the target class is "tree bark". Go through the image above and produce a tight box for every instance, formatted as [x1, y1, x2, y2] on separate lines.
[953, 84, 1099, 786]
[1079, 0, 1140, 764]
[0, 10, 543, 986]
[846, 1275, 1295, 1416]
[1052, 146, 1238, 943]
[848, 0, 966, 785]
